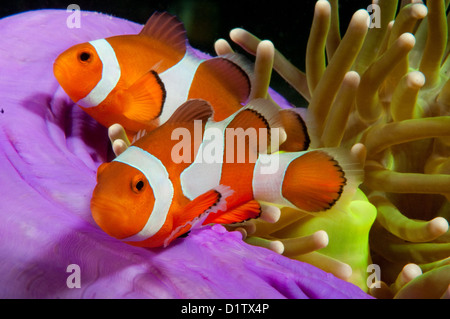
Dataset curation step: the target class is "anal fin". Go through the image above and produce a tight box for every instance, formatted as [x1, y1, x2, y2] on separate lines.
[178, 189, 224, 224]
[203, 200, 262, 225]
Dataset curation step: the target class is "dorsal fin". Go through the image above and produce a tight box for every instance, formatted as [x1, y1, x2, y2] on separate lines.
[279, 109, 311, 152]
[221, 52, 255, 89]
[243, 98, 282, 130]
[167, 99, 214, 124]
[223, 98, 284, 155]
[139, 11, 187, 53]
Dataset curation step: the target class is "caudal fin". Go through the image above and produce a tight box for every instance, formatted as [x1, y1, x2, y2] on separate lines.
[281, 150, 347, 212]
[253, 149, 362, 212]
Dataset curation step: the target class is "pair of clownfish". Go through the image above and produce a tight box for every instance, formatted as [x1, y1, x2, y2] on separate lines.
[54, 12, 361, 248]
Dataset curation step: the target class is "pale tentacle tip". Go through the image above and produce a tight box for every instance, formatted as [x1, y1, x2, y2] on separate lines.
[259, 204, 281, 223]
[344, 71, 361, 86]
[229, 28, 248, 42]
[112, 139, 128, 157]
[406, 71, 426, 89]
[351, 143, 367, 166]
[268, 240, 284, 255]
[335, 262, 353, 281]
[400, 263, 422, 283]
[243, 236, 284, 254]
[235, 227, 247, 240]
[315, 0, 331, 16]
[214, 38, 234, 55]
[411, 3, 428, 19]
[427, 217, 449, 237]
[397, 32, 416, 50]
[387, 20, 394, 29]
[257, 40, 275, 53]
[233, 220, 259, 239]
[312, 230, 329, 250]
[108, 123, 130, 156]
[108, 123, 126, 140]
[352, 9, 371, 29]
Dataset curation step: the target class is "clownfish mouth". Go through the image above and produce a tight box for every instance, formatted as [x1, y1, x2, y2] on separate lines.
[53, 61, 73, 97]
[53, 61, 65, 83]
[90, 196, 142, 240]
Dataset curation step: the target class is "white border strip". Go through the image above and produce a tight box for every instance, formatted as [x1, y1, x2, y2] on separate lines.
[77, 39, 121, 108]
[252, 152, 302, 208]
[158, 49, 204, 123]
[113, 146, 174, 241]
[180, 120, 225, 200]
[179, 109, 241, 200]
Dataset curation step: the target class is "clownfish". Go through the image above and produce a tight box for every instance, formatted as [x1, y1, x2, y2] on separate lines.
[53, 11, 252, 139]
[91, 98, 361, 248]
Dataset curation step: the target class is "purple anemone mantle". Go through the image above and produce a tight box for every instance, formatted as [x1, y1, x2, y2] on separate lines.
[0, 9, 372, 299]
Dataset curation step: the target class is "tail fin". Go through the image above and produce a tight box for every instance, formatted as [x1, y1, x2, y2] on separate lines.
[281, 150, 347, 212]
[317, 147, 364, 207]
[253, 149, 362, 212]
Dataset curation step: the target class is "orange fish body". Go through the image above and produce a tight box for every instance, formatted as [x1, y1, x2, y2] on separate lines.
[91, 99, 360, 248]
[53, 12, 250, 138]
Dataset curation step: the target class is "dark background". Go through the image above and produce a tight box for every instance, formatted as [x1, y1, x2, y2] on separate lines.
[0, 0, 374, 107]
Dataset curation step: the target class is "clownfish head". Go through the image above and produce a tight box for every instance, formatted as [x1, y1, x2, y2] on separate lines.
[91, 161, 155, 240]
[53, 41, 104, 104]
[54, 38, 123, 109]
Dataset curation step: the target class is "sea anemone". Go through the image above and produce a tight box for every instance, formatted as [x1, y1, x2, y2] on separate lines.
[218, 0, 450, 298]
[0, 9, 372, 299]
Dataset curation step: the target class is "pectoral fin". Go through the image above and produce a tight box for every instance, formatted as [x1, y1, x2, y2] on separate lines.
[165, 186, 234, 246]
[123, 70, 166, 124]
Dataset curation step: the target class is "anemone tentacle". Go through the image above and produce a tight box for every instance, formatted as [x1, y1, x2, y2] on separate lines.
[221, 0, 450, 297]
[108, 0, 450, 297]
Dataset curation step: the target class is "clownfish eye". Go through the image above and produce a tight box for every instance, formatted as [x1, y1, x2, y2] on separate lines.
[78, 51, 92, 63]
[136, 181, 145, 191]
[131, 176, 146, 194]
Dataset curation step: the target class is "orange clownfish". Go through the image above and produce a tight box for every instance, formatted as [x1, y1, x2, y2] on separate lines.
[53, 12, 252, 138]
[90, 99, 360, 248]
